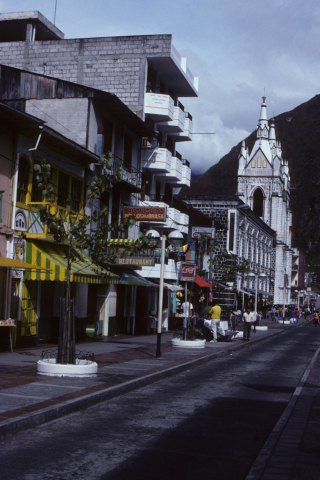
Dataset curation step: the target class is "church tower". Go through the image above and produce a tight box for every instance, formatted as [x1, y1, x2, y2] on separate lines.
[237, 96, 293, 304]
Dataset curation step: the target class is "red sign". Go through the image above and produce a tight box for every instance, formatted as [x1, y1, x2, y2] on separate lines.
[123, 206, 166, 222]
[181, 263, 196, 281]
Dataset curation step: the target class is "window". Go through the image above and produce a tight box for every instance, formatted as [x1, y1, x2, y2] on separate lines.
[263, 159, 267, 168]
[71, 178, 82, 212]
[57, 172, 69, 208]
[123, 133, 133, 167]
[17, 157, 30, 204]
[252, 159, 256, 168]
[228, 212, 235, 251]
[257, 157, 261, 168]
[103, 118, 113, 153]
[253, 188, 263, 217]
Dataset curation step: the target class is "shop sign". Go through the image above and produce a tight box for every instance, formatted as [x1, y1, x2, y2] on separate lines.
[123, 206, 166, 222]
[180, 263, 196, 282]
[106, 247, 156, 266]
[191, 227, 215, 239]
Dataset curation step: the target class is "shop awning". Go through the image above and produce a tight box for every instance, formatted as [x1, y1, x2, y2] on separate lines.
[118, 270, 158, 287]
[195, 275, 210, 288]
[0, 257, 50, 271]
[25, 240, 119, 284]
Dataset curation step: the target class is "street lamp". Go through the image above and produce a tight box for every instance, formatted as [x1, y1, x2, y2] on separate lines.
[146, 229, 165, 358]
[248, 271, 267, 332]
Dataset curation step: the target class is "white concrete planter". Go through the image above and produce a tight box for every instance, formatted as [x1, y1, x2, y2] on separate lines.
[254, 326, 268, 331]
[278, 320, 290, 325]
[171, 338, 206, 349]
[37, 358, 98, 377]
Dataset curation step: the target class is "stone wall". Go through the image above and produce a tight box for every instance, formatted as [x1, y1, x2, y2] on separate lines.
[0, 35, 172, 118]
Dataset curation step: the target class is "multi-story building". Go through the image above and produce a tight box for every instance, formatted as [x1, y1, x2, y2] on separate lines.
[178, 182, 276, 316]
[0, 11, 199, 336]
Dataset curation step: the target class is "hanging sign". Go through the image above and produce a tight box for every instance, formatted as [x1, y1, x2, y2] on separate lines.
[191, 227, 215, 239]
[180, 263, 196, 282]
[123, 206, 166, 222]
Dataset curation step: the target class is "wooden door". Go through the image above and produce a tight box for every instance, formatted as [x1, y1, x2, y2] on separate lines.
[21, 280, 37, 336]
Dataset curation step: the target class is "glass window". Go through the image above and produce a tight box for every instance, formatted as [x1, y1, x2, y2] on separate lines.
[252, 159, 256, 168]
[70, 178, 82, 212]
[17, 157, 30, 204]
[57, 172, 69, 208]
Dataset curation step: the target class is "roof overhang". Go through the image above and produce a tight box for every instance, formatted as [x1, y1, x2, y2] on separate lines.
[148, 56, 198, 97]
[0, 11, 64, 42]
[0, 102, 99, 165]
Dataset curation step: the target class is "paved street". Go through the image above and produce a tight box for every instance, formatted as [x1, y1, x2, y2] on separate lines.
[0, 317, 319, 480]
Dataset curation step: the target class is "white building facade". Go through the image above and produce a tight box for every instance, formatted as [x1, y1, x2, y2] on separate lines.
[237, 96, 293, 304]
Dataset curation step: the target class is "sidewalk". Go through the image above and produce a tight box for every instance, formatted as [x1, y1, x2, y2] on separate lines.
[0, 318, 304, 439]
[246, 336, 320, 480]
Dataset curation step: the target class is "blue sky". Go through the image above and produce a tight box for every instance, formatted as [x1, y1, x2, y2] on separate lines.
[1, 0, 319, 174]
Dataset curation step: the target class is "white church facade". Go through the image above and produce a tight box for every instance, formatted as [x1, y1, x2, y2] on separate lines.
[237, 96, 292, 304]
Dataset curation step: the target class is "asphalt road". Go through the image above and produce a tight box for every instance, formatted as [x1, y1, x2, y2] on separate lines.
[1, 321, 319, 480]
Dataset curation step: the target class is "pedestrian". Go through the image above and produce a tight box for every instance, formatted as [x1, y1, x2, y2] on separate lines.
[294, 307, 300, 323]
[205, 301, 224, 343]
[181, 299, 193, 335]
[243, 307, 254, 341]
[237, 308, 242, 324]
[303, 308, 307, 320]
[313, 311, 319, 327]
[271, 306, 276, 321]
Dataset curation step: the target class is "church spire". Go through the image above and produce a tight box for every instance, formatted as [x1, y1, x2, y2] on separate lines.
[257, 95, 269, 137]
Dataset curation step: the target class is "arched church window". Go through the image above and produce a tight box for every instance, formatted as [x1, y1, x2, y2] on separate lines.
[257, 157, 261, 168]
[263, 159, 267, 168]
[252, 159, 256, 168]
[253, 188, 263, 217]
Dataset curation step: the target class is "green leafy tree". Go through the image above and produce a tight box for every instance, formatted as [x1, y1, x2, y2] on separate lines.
[196, 231, 250, 284]
[35, 153, 152, 364]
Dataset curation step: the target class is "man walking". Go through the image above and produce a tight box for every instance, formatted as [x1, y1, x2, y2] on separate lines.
[243, 307, 254, 341]
[206, 301, 222, 343]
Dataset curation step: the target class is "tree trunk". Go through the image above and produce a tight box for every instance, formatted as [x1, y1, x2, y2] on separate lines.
[57, 298, 75, 364]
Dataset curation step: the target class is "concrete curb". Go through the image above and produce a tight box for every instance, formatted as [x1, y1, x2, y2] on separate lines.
[0, 329, 283, 439]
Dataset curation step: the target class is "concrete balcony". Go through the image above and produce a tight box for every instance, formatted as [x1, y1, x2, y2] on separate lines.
[139, 259, 179, 281]
[158, 102, 185, 133]
[155, 155, 183, 183]
[179, 213, 189, 234]
[177, 159, 191, 187]
[141, 147, 171, 173]
[170, 113, 193, 142]
[167, 208, 180, 230]
[144, 92, 174, 122]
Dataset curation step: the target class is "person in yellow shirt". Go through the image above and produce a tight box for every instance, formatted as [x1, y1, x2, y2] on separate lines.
[205, 301, 222, 343]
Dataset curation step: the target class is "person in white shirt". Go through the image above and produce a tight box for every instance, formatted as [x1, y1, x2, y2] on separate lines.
[181, 301, 193, 330]
[243, 307, 254, 341]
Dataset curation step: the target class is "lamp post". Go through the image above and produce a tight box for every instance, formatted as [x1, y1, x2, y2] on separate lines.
[146, 229, 164, 358]
[248, 271, 267, 332]
[168, 230, 185, 337]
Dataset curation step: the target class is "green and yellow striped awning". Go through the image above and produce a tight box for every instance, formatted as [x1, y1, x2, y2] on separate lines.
[106, 239, 136, 245]
[25, 240, 119, 284]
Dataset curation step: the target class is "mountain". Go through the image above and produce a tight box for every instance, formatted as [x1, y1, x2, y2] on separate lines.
[196, 95, 320, 253]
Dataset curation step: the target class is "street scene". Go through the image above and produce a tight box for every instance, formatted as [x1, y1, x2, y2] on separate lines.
[1, 314, 320, 479]
[1, 1, 320, 479]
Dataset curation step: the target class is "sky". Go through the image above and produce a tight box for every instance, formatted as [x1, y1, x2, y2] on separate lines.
[1, 0, 320, 174]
